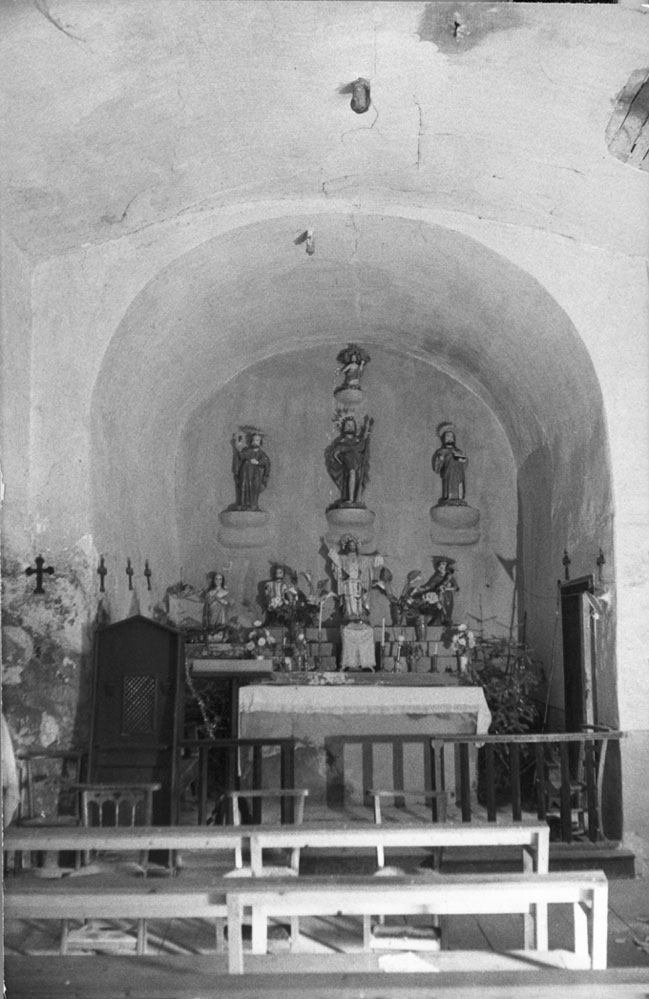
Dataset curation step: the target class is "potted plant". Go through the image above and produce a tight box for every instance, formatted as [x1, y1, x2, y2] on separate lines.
[461, 634, 541, 808]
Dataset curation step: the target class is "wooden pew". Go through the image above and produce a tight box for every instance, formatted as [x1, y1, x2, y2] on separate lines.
[4, 823, 250, 864]
[249, 819, 550, 875]
[4, 825, 252, 954]
[226, 870, 609, 974]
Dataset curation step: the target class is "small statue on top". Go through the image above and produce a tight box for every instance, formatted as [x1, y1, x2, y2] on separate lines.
[335, 343, 371, 393]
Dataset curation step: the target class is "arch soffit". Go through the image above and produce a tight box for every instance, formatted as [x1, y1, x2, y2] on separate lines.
[90, 212, 605, 470]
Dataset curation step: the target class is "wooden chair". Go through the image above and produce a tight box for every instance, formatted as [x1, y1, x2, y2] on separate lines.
[226, 788, 309, 869]
[61, 782, 161, 955]
[11, 750, 84, 872]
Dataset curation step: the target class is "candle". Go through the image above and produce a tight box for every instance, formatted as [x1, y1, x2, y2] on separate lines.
[318, 599, 323, 635]
[381, 618, 385, 645]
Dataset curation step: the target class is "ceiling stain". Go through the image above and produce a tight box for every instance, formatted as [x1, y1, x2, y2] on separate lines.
[416, 2, 522, 54]
[606, 69, 649, 173]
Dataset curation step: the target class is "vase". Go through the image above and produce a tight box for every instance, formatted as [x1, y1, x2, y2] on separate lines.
[414, 615, 427, 642]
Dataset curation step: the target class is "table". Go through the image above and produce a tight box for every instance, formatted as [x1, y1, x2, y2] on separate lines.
[238, 683, 491, 811]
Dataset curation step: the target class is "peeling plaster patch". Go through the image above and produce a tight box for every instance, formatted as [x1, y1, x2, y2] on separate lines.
[2, 667, 24, 687]
[416, 2, 522, 54]
[2, 624, 35, 665]
[39, 712, 60, 747]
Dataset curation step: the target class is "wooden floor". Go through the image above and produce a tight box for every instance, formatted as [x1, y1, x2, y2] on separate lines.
[5, 841, 648, 997]
[5, 956, 649, 999]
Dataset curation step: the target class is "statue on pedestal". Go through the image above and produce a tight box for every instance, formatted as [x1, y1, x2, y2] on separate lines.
[421, 556, 459, 626]
[202, 571, 233, 630]
[263, 564, 298, 626]
[325, 413, 373, 510]
[231, 428, 270, 511]
[335, 344, 370, 393]
[432, 422, 468, 506]
[327, 534, 383, 622]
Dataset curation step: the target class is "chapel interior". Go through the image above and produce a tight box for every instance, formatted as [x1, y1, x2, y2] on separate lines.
[2, 1, 649, 996]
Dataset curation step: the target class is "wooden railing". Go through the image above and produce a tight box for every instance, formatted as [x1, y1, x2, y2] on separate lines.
[439, 730, 623, 843]
[180, 737, 297, 824]
[180, 730, 623, 844]
[324, 730, 624, 844]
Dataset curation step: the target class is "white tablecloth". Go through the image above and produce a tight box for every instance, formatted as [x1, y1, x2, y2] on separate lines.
[239, 684, 491, 734]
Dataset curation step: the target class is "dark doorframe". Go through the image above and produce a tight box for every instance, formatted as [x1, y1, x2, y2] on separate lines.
[559, 574, 597, 734]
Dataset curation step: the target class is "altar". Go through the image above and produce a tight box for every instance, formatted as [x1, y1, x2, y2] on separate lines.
[238, 678, 491, 814]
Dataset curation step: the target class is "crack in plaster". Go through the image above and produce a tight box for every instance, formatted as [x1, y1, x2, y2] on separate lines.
[340, 103, 381, 144]
[34, 0, 85, 43]
[413, 96, 423, 170]
[100, 192, 140, 227]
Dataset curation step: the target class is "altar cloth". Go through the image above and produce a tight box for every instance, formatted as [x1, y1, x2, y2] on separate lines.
[238, 683, 491, 811]
[239, 685, 491, 733]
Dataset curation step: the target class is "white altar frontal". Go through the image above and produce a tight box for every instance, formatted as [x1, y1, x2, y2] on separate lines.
[238, 680, 491, 814]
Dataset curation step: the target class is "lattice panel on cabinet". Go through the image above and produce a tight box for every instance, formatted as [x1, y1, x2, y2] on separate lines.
[122, 675, 156, 734]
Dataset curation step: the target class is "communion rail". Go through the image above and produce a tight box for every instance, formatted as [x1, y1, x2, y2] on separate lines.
[437, 730, 623, 843]
[323, 730, 623, 844]
[180, 737, 297, 824]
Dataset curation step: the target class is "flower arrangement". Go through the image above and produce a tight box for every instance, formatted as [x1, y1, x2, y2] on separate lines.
[450, 623, 476, 672]
[245, 620, 276, 659]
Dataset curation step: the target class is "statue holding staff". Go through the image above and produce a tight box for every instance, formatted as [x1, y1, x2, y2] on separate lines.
[324, 413, 374, 509]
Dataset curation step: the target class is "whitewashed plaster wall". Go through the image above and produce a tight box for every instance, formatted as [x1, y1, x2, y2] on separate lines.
[1, 1, 648, 858]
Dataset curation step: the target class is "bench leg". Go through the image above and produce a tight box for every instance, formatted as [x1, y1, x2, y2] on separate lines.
[227, 896, 245, 974]
[523, 910, 534, 950]
[290, 915, 299, 950]
[251, 906, 267, 954]
[573, 901, 589, 964]
[60, 919, 70, 955]
[535, 902, 549, 950]
[136, 919, 147, 955]
[591, 885, 608, 970]
[215, 917, 226, 953]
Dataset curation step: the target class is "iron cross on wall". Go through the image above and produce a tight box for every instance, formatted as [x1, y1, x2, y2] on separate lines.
[25, 555, 55, 594]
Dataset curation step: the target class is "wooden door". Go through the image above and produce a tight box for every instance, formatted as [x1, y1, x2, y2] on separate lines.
[88, 616, 184, 825]
[559, 575, 596, 736]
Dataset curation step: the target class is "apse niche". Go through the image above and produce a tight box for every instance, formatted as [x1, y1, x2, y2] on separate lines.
[175, 344, 517, 639]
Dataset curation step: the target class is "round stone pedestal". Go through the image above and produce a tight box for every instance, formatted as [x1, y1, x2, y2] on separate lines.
[429, 503, 480, 546]
[218, 509, 271, 549]
[333, 386, 364, 408]
[325, 506, 375, 548]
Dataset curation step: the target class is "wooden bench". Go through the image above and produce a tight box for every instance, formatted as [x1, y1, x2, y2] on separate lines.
[4, 826, 253, 955]
[249, 819, 550, 875]
[226, 870, 609, 974]
[4, 824, 250, 866]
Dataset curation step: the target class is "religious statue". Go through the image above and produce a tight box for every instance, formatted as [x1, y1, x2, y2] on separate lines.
[327, 534, 383, 622]
[231, 428, 270, 511]
[202, 571, 233, 630]
[324, 413, 374, 509]
[335, 343, 371, 392]
[263, 564, 298, 626]
[420, 556, 459, 626]
[432, 422, 468, 505]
